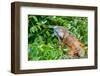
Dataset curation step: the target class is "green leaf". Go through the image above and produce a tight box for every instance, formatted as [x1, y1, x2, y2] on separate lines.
[32, 16, 38, 22]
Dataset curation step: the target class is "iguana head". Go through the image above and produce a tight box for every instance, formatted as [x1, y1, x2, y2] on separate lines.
[53, 26, 69, 39]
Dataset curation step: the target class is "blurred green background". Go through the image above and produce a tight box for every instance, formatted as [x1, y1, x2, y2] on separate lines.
[28, 15, 88, 60]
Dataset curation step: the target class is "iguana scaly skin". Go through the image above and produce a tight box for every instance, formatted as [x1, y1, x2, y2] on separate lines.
[53, 26, 85, 58]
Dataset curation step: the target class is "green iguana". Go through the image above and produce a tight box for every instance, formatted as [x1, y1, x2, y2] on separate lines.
[53, 26, 85, 58]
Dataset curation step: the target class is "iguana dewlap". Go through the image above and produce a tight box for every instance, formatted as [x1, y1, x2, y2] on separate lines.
[53, 26, 85, 58]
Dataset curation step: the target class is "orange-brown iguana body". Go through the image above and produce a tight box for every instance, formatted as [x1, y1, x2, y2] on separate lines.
[53, 26, 85, 58]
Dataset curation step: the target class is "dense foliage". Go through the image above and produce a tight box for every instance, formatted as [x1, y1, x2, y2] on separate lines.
[28, 15, 88, 60]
